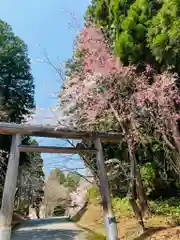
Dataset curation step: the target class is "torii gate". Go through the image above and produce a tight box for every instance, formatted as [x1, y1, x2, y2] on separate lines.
[0, 122, 121, 240]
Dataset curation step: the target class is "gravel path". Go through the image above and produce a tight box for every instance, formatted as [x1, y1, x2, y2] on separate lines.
[11, 217, 86, 240]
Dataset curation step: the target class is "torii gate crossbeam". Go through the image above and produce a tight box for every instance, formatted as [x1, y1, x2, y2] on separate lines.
[0, 122, 120, 240]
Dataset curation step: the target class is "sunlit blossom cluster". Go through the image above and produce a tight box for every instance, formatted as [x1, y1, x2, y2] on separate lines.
[60, 25, 180, 148]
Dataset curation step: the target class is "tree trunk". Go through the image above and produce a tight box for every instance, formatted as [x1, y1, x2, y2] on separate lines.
[26, 184, 31, 216]
[45, 199, 48, 217]
[169, 119, 180, 157]
[135, 163, 150, 218]
[0, 134, 21, 240]
[128, 145, 146, 231]
[110, 102, 149, 226]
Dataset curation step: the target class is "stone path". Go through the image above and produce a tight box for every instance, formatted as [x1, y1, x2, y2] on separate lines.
[11, 217, 87, 240]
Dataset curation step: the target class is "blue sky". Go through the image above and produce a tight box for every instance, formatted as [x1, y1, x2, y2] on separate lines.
[0, 0, 90, 177]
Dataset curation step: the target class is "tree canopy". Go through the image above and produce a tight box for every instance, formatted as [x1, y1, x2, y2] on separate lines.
[59, 1, 180, 227]
[0, 19, 35, 167]
[85, 0, 180, 72]
[0, 19, 35, 207]
[52, 168, 80, 192]
[0, 19, 34, 123]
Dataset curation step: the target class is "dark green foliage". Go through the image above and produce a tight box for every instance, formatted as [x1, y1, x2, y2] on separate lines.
[0, 19, 35, 160]
[55, 168, 66, 184]
[27, 139, 45, 181]
[85, 0, 180, 71]
[65, 56, 83, 77]
[14, 139, 45, 214]
[63, 173, 81, 192]
[149, 197, 180, 216]
[80, 136, 180, 200]
[82, 0, 180, 204]
[0, 19, 35, 123]
[53, 168, 80, 192]
[0, 19, 35, 204]
[114, 0, 158, 65]
[147, 0, 180, 71]
[53, 204, 66, 216]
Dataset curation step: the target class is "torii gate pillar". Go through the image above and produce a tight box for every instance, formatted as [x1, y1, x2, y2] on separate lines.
[95, 138, 118, 240]
[0, 134, 21, 240]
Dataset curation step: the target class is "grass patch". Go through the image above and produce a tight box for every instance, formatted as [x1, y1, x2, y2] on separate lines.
[85, 186, 180, 238]
[86, 232, 105, 240]
[80, 187, 180, 240]
[87, 187, 132, 217]
[112, 196, 180, 221]
[112, 197, 132, 218]
[86, 186, 101, 204]
[113, 197, 180, 218]
[87, 187, 180, 216]
[87, 187, 180, 219]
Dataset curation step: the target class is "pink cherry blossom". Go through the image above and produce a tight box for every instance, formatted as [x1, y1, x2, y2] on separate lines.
[60, 25, 180, 153]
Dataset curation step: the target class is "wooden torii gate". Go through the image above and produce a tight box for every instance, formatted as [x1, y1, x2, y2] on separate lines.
[0, 122, 121, 240]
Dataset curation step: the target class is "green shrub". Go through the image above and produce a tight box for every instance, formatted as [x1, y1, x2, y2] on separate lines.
[140, 163, 156, 196]
[112, 197, 180, 219]
[87, 187, 180, 220]
[86, 187, 132, 217]
[53, 204, 65, 216]
[149, 197, 180, 217]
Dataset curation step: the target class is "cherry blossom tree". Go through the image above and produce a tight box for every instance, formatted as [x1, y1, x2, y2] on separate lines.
[60, 25, 150, 228]
[60, 24, 180, 229]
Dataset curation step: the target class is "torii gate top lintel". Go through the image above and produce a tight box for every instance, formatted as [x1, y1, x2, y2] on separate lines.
[0, 122, 121, 142]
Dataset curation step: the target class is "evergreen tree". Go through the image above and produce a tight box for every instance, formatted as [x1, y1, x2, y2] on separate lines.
[15, 139, 45, 215]
[0, 19, 35, 201]
[147, 0, 180, 72]
[0, 19, 35, 158]
[0, 20, 34, 123]
[86, 0, 180, 71]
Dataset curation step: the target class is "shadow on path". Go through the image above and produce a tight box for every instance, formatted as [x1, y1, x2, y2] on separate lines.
[133, 226, 175, 240]
[12, 229, 82, 240]
[11, 217, 83, 240]
[18, 217, 70, 228]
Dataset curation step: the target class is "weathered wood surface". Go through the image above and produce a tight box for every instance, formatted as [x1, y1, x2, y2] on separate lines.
[19, 145, 97, 154]
[0, 122, 121, 142]
[95, 138, 118, 240]
[0, 134, 21, 240]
